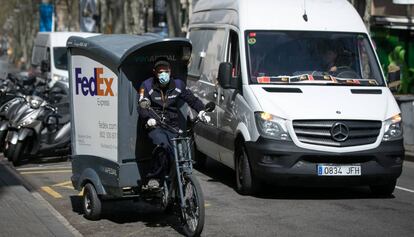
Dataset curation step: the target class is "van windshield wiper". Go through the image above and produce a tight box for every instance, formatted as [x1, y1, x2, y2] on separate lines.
[256, 74, 379, 86]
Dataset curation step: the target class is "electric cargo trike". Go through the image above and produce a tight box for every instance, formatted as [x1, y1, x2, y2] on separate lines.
[68, 34, 210, 237]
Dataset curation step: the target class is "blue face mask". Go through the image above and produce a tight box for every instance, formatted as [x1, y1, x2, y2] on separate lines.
[158, 72, 170, 85]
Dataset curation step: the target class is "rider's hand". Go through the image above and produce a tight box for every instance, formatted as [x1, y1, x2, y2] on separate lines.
[147, 118, 157, 127]
[198, 110, 211, 123]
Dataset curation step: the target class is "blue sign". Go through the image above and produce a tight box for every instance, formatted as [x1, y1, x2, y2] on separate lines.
[39, 3, 53, 32]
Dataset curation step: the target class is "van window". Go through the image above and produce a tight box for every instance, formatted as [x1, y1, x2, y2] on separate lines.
[188, 29, 226, 83]
[53, 47, 68, 70]
[227, 30, 240, 79]
[246, 31, 384, 86]
[31, 46, 47, 66]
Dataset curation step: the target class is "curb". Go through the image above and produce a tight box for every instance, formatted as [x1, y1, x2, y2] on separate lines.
[32, 191, 83, 237]
[1, 159, 83, 237]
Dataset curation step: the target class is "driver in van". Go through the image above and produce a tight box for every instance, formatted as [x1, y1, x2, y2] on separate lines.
[321, 42, 339, 73]
[138, 58, 210, 178]
[321, 42, 355, 78]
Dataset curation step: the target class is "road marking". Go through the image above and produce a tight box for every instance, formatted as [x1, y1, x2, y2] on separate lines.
[52, 180, 74, 190]
[396, 186, 414, 193]
[41, 186, 63, 198]
[52, 181, 73, 187]
[20, 170, 71, 175]
[205, 203, 211, 207]
[78, 188, 84, 196]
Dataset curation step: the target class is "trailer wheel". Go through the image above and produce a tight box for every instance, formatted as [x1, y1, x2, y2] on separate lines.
[83, 183, 102, 220]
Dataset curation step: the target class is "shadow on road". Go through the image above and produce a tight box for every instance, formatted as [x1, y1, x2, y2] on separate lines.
[70, 195, 187, 235]
[0, 158, 35, 198]
[14, 155, 69, 167]
[196, 157, 236, 188]
[196, 157, 395, 200]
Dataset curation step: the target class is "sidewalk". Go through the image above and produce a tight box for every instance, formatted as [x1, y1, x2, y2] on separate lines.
[0, 159, 79, 237]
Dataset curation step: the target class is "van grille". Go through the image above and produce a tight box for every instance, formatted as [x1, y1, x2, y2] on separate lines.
[292, 120, 382, 147]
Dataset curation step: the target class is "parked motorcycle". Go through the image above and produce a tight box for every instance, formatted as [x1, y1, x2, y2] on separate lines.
[0, 95, 27, 152]
[5, 95, 71, 166]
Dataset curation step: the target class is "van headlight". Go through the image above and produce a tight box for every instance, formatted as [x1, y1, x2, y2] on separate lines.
[53, 74, 68, 82]
[383, 114, 403, 141]
[254, 112, 291, 141]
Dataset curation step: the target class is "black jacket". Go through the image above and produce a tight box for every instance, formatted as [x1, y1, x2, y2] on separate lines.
[138, 77, 204, 129]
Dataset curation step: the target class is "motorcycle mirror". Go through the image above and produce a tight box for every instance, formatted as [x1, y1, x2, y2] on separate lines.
[205, 102, 216, 112]
[139, 98, 151, 109]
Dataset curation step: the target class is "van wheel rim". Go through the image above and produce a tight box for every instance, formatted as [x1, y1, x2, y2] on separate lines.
[84, 193, 92, 213]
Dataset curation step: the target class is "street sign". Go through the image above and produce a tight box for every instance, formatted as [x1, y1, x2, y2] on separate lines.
[39, 3, 54, 32]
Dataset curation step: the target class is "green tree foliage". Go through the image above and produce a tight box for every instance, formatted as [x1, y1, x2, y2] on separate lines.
[389, 46, 414, 94]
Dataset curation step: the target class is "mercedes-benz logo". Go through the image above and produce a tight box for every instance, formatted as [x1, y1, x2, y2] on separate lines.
[330, 122, 349, 142]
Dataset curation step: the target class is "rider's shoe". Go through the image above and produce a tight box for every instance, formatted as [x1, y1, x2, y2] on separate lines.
[147, 179, 160, 189]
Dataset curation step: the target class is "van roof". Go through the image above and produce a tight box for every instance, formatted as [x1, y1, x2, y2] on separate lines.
[35, 32, 99, 47]
[191, 0, 367, 33]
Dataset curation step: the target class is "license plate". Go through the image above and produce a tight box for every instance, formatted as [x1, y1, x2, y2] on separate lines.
[317, 165, 361, 176]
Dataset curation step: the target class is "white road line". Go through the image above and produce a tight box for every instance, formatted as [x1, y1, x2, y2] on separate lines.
[396, 186, 414, 193]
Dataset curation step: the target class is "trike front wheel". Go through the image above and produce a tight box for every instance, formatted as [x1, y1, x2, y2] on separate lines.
[180, 174, 205, 237]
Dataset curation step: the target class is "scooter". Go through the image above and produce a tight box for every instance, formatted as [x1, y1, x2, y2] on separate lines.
[0, 94, 26, 152]
[5, 95, 71, 166]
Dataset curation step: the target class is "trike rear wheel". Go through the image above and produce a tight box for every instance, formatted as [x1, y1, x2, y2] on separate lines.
[82, 183, 102, 220]
[180, 174, 205, 237]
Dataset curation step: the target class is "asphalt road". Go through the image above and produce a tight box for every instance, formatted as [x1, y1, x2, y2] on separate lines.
[3, 154, 414, 237]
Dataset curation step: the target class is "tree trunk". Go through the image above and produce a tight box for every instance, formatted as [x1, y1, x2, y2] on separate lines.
[111, 0, 124, 33]
[166, 0, 182, 37]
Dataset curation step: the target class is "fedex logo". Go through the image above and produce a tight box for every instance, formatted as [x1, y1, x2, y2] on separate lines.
[75, 68, 114, 96]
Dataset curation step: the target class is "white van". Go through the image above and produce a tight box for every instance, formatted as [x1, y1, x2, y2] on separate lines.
[187, 0, 404, 195]
[31, 32, 99, 87]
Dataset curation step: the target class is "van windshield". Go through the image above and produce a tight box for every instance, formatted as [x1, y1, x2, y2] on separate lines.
[246, 31, 385, 86]
[53, 47, 68, 70]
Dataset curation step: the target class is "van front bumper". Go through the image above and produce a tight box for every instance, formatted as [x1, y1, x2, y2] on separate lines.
[244, 137, 404, 186]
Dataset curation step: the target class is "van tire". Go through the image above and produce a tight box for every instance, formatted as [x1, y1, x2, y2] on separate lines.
[83, 183, 102, 220]
[193, 146, 207, 169]
[235, 146, 261, 195]
[370, 180, 396, 197]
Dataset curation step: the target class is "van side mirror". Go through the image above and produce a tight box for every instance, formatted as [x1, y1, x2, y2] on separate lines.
[41, 59, 50, 73]
[218, 62, 237, 89]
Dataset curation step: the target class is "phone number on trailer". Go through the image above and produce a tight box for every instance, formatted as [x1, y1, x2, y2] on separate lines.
[99, 131, 117, 139]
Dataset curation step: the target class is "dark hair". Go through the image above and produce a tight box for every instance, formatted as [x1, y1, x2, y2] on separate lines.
[154, 57, 170, 69]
